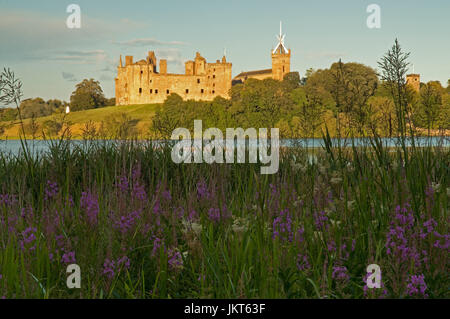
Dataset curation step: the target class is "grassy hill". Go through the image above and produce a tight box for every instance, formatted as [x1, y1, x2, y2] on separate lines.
[0, 103, 161, 139]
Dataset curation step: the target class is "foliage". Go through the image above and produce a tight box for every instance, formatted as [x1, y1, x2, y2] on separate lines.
[0, 137, 448, 299]
[70, 79, 107, 111]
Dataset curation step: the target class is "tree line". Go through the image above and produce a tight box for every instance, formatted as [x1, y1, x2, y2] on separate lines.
[152, 60, 449, 139]
[0, 79, 114, 122]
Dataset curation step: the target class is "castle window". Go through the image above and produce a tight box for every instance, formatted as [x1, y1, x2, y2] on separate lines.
[150, 89, 153, 93]
[201, 89, 204, 94]
[139, 88, 142, 94]
[155, 89, 158, 94]
[212, 90, 215, 94]
[150, 79, 152, 83]
[166, 89, 170, 94]
[213, 75, 216, 79]
[140, 71, 143, 74]
[197, 79, 200, 84]
[213, 83, 215, 87]
[186, 89, 189, 94]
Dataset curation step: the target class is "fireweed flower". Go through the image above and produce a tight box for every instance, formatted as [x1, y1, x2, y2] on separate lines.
[406, 274, 428, 298]
[272, 209, 293, 242]
[151, 236, 164, 256]
[385, 204, 417, 264]
[207, 206, 231, 224]
[114, 210, 141, 234]
[132, 182, 147, 201]
[332, 266, 350, 283]
[208, 208, 221, 223]
[196, 179, 210, 199]
[117, 256, 131, 270]
[0, 194, 17, 206]
[168, 248, 183, 271]
[103, 259, 115, 279]
[117, 175, 129, 193]
[19, 227, 37, 251]
[61, 251, 76, 264]
[80, 191, 99, 225]
[313, 210, 329, 231]
[296, 254, 310, 271]
[44, 180, 58, 200]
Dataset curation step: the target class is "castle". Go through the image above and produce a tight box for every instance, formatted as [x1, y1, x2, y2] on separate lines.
[115, 51, 232, 105]
[406, 73, 420, 92]
[115, 23, 292, 105]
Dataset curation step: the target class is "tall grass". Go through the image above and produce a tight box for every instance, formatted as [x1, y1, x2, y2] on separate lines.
[0, 136, 448, 299]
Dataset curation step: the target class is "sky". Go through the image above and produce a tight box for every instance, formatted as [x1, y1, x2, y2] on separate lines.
[0, 0, 449, 103]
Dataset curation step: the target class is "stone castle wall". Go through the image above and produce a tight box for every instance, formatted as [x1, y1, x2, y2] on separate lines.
[115, 52, 232, 105]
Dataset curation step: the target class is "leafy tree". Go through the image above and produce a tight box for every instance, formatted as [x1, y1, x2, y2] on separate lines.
[367, 96, 396, 137]
[152, 94, 185, 138]
[70, 79, 107, 111]
[413, 81, 443, 134]
[20, 98, 52, 118]
[0, 107, 17, 122]
[282, 72, 301, 91]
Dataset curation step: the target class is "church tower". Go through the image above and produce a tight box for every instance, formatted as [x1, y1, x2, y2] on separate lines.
[406, 73, 420, 92]
[271, 22, 291, 81]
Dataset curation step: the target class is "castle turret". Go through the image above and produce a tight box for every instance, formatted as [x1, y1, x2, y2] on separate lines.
[125, 56, 133, 66]
[406, 73, 420, 92]
[159, 59, 167, 74]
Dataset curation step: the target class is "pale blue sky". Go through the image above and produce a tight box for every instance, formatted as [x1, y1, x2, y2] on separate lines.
[0, 0, 449, 102]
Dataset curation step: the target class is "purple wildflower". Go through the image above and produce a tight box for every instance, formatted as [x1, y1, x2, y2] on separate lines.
[0, 194, 17, 206]
[313, 210, 329, 231]
[196, 179, 210, 199]
[80, 191, 99, 225]
[168, 249, 183, 270]
[103, 259, 115, 279]
[114, 210, 141, 234]
[406, 274, 428, 298]
[272, 209, 293, 242]
[19, 227, 37, 251]
[61, 251, 76, 264]
[44, 180, 58, 200]
[296, 254, 310, 271]
[332, 266, 350, 282]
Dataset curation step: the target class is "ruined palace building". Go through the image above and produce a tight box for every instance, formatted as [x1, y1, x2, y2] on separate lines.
[115, 23, 292, 105]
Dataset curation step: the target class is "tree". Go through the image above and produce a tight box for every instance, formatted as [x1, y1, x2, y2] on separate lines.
[20, 98, 52, 118]
[378, 39, 411, 139]
[70, 79, 106, 111]
[367, 96, 396, 137]
[282, 72, 301, 91]
[152, 93, 184, 138]
[413, 81, 443, 134]
[306, 61, 378, 136]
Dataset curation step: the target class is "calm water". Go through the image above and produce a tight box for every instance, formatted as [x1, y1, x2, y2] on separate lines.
[0, 137, 449, 156]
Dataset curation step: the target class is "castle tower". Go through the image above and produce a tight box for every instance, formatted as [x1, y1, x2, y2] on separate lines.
[406, 73, 420, 92]
[271, 21, 291, 81]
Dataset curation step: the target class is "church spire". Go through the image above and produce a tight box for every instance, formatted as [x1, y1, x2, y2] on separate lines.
[273, 21, 288, 54]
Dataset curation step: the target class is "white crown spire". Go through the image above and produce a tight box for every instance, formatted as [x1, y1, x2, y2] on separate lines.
[273, 21, 288, 54]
